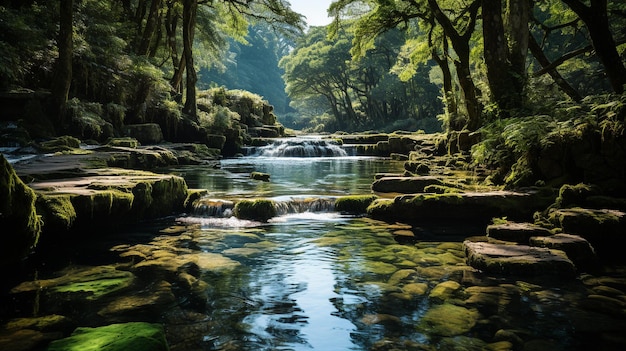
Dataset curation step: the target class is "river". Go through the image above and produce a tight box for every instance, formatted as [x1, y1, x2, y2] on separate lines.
[2, 138, 625, 351]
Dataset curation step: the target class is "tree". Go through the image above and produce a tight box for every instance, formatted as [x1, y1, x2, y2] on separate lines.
[482, 0, 530, 112]
[51, 0, 73, 129]
[560, 0, 626, 93]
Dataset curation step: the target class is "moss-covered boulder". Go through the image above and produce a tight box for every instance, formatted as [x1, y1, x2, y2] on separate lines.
[463, 240, 576, 277]
[371, 176, 444, 194]
[45, 322, 169, 351]
[335, 195, 378, 214]
[233, 199, 277, 222]
[368, 190, 552, 225]
[0, 154, 42, 266]
[38, 135, 81, 153]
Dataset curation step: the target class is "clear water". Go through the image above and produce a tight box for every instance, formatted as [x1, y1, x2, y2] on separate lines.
[2, 153, 626, 351]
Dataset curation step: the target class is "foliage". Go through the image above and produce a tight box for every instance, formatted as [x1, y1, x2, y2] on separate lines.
[280, 23, 441, 133]
[472, 92, 626, 187]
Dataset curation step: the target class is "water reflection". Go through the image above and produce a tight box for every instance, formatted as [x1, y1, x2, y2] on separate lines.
[175, 156, 404, 198]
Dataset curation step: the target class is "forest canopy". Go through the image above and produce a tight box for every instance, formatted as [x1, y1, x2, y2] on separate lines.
[0, 0, 625, 187]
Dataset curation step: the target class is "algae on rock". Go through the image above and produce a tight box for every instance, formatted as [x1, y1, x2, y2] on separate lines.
[45, 322, 169, 351]
[0, 154, 42, 266]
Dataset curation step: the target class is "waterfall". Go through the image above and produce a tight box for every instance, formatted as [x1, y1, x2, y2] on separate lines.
[273, 196, 336, 215]
[193, 199, 235, 217]
[249, 137, 349, 157]
[192, 196, 336, 218]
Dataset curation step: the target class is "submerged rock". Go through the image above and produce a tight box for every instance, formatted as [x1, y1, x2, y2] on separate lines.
[419, 303, 479, 336]
[10, 265, 135, 301]
[45, 322, 169, 351]
[463, 241, 576, 277]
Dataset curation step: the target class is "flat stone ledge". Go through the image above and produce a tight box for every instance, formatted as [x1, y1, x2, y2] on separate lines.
[486, 222, 552, 244]
[463, 240, 576, 277]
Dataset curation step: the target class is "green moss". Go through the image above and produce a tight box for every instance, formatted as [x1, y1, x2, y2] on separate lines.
[0, 154, 42, 266]
[419, 303, 479, 336]
[556, 183, 600, 208]
[46, 322, 168, 351]
[404, 161, 430, 175]
[234, 199, 277, 222]
[39, 135, 81, 152]
[106, 137, 139, 148]
[335, 195, 378, 214]
[36, 194, 77, 230]
[50, 268, 135, 300]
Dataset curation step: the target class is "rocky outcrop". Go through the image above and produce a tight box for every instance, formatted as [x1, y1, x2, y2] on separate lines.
[32, 168, 188, 234]
[0, 154, 42, 266]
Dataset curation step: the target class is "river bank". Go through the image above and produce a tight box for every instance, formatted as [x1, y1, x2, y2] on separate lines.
[2, 133, 626, 351]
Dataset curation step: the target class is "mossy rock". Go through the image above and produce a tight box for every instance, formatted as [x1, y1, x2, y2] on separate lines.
[106, 137, 139, 148]
[404, 161, 430, 175]
[0, 154, 42, 266]
[548, 207, 626, 261]
[234, 199, 277, 222]
[36, 194, 77, 231]
[419, 303, 479, 336]
[39, 136, 81, 153]
[556, 183, 601, 208]
[11, 265, 135, 301]
[368, 191, 552, 225]
[335, 195, 378, 214]
[250, 172, 270, 182]
[45, 322, 169, 351]
[371, 176, 443, 194]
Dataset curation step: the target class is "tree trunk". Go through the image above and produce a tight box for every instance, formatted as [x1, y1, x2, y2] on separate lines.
[562, 0, 626, 93]
[482, 0, 518, 111]
[428, 0, 481, 131]
[138, 0, 162, 56]
[505, 0, 529, 82]
[182, 0, 197, 118]
[51, 0, 73, 131]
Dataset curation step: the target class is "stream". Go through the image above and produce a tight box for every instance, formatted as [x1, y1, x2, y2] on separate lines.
[2, 137, 626, 351]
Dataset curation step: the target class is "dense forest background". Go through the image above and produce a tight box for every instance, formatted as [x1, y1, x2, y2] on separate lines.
[1, 0, 625, 187]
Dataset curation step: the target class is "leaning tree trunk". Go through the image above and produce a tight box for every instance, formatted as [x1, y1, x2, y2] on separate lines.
[562, 0, 626, 93]
[51, 0, 73, 131]
[182, 0, 197, 118]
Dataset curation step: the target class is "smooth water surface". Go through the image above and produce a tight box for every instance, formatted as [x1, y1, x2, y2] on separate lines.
[175, 156, 403, 198]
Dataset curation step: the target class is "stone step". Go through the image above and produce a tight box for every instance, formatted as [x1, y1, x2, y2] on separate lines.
[463, 240, 576, 277]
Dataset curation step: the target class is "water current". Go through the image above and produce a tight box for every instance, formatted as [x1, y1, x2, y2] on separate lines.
[2, 138, 626, 351]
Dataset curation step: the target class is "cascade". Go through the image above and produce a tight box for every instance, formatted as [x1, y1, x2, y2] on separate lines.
[192, 196, 336, 218]
[249, 137, 349, 157]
